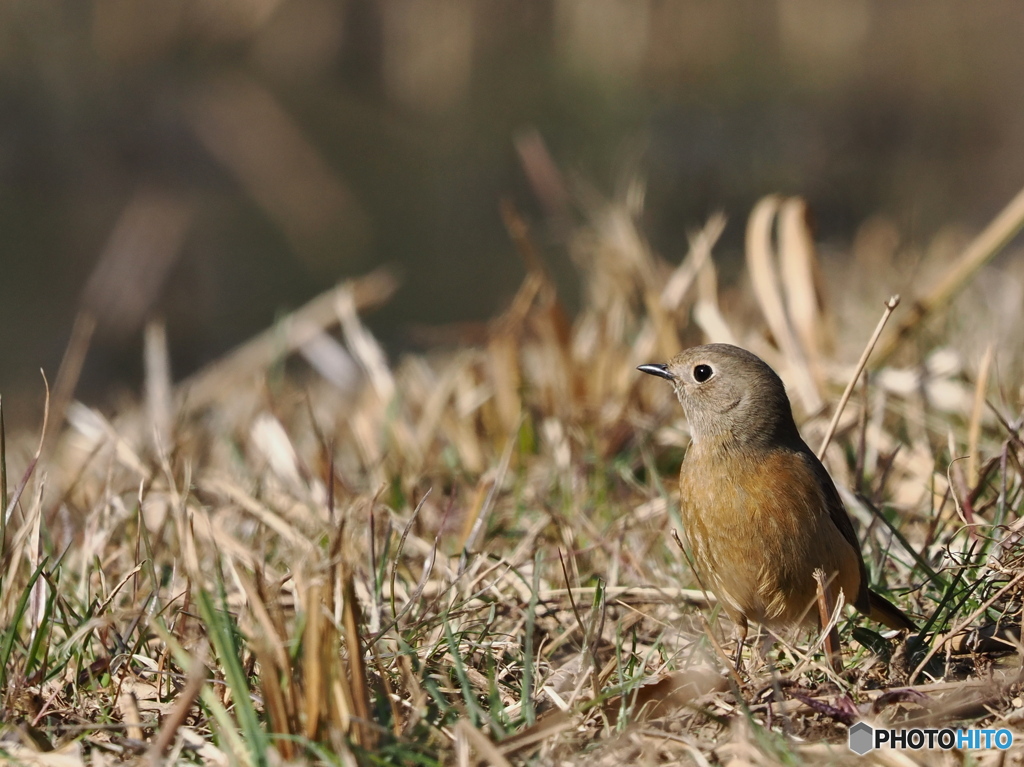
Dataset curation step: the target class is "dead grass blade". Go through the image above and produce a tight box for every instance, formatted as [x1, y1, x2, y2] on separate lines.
[302, 581, 327, 740]
[779, 197, 831, 391]
[746, 195, 821, 413]
[179, 268, 397, 413]
[967, 344, 994, 488]
[817, 295, 900, 459]
[875, 182, 1024, 363]
[454, 718, 513, 767]
[340, 562, 375, 749]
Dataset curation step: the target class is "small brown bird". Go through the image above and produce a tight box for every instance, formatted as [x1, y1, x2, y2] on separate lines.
[639, 344, 915, 649]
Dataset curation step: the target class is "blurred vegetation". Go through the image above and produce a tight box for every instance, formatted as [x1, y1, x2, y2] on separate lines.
[2, 4, 1024, 763]
[2, 0, 1024, 419]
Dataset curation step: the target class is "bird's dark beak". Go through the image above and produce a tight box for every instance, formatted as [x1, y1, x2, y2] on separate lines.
[637, 363, 674, 381]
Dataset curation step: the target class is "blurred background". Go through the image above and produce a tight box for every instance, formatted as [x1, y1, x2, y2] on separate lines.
[2, 0, 1024, 423]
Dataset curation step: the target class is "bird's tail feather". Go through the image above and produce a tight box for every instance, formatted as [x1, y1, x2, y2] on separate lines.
[868, 589, 917, 631]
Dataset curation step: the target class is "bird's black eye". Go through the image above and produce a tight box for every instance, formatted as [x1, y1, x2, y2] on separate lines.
[693, 364, 713, 383]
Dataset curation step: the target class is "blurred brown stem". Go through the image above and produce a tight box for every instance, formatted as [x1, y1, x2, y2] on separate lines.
[177, 268, 397, 414]
[45, 310, 96, 451]
[874, 183, 1024, 364]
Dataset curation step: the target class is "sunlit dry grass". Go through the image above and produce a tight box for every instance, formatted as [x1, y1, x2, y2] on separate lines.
[1, 185, 1024, 766]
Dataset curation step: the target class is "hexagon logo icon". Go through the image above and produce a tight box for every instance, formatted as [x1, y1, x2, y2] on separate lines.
[849, 722, 874, 755]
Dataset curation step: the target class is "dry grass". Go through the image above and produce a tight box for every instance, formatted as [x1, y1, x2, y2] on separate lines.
[2, 184, 1024, 767]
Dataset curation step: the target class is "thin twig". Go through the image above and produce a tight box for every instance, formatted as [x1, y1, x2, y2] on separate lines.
[814, 568, 843, 674]
[817, 295, 900, 460]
